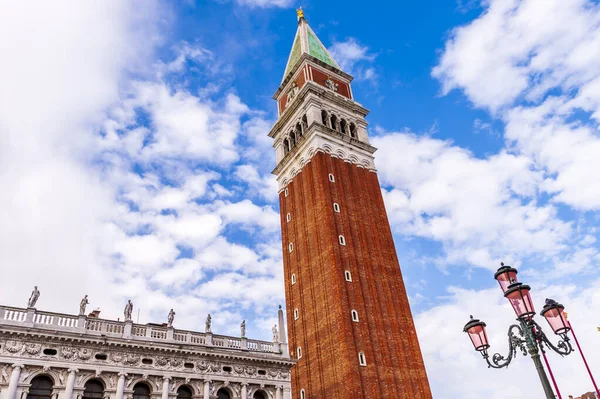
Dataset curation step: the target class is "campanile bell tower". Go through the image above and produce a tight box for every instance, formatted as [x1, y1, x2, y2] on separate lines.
[269, 10, 433, 399]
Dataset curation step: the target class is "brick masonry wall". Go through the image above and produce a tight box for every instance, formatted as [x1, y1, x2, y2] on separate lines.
[279, 151, 432, 399]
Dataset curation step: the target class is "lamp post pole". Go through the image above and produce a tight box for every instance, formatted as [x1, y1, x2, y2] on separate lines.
[464, 263, 574, 399]
[521, 320, 555, 399]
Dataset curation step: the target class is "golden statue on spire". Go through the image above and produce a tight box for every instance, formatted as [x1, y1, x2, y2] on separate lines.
[296, 7, 304, 21]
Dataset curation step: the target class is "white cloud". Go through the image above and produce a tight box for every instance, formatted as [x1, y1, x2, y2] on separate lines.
[0, 0, 162, 315]
[432, 0, 600, 211]
[374, 131, 571, 269]
[235, 0, 293, 8]
[329, 38, 377, 82]
[432, 0, 600, 113]
[0, 2, 285, 340]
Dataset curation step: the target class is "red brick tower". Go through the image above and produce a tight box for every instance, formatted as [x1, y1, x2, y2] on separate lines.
[269, 11, 433, 399]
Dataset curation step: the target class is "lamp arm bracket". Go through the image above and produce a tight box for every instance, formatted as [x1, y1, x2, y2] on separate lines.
[532, 320, 573, 356]
[483, 324, 527, 369]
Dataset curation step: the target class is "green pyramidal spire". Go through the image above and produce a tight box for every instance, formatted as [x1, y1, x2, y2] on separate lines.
[282, 11, 341, 82]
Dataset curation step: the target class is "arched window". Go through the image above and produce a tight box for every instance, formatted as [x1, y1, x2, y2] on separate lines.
[254, 392, 267, 399]
[358, 352, 367, 366]
[291, 273, 296, 284]
[321, 110, 329, 127]
[333, 203, 340, 213]
[345, 270, 352, 282]
[297, 346, 302, 358]
[340, 119, 347, 135]
[331, 114, 338, 131]
[217, 389, 231, 399]
[133, 383, 151, 399]
[302, 114, 308, 131]
[339, 235, 347, 246]
[296, 122, 303, 138]
[289, 131, 296, 148]
[351, 310, 359, 322]
[82, 379, 104, 399]
[349, 123, 357, 139]
[177, 386, 193, 399]
[27, 376, 53, 399]
[283, 138, 290, 155]
[300, 389, 306, 399]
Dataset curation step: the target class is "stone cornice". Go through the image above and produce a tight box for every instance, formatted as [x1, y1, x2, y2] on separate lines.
[0, 330, 294, 367]
[272, 124, 377, 190]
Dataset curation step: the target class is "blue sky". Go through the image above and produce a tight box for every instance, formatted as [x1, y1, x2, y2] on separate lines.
[1, 0, 599, 398]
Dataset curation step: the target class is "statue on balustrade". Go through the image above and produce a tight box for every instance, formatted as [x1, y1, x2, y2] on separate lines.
[79, 295, 89, 315]
[167, 309, 175, 327]
[28, 286, 40, 308]
[241, 320, 246, 338]
[272, 325, 279, 343]
[124, 300, 133, 321]
[205, 314, 212, 333]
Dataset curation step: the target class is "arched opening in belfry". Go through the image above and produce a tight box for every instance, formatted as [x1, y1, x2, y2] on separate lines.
[27, 376, 54, 399]
[321, 110, 329, 127]
[176, 386, 193, 399]
[132, 383, 151, 399]
[349, 122, 357, 139]
[330, 114, 338, 131]
[82, 379, 104, 399]
[302, 114, 308, 132]
[283, 138, 290, 155]
[340, 119, 347, 135]
[296, 122, 303, 138]
[217, 389, 231, 399]
[289, 131, 296, 148]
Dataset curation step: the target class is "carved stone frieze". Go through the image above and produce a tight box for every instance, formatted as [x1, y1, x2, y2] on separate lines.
[24, 343, 42, 355]
[77, 348, 93, 361]
[0, 335, 293, 387]
[5, 340, 23, 353]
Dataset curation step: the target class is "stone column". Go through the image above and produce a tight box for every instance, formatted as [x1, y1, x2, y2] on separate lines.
[282, 387, 291, 399]
[275, 386, 282, 399]
[240, 384, 247, 399]
[5, 365, 22, 399]
[116, 373, 127, 399]
[202, 381, 210, 399]
[63, 369, 78, 399]
[161, 378, 169, 399]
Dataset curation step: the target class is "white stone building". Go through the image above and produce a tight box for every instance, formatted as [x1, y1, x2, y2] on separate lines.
[0, 305, 293, 399]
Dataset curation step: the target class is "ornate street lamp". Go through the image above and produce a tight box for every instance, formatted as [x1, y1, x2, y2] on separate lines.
[464, 263, 573, 399]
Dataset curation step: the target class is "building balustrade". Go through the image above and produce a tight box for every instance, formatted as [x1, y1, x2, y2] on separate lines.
[0, 305, 283, 357]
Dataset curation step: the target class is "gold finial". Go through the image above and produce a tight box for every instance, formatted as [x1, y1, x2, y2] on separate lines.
[296, 7, 305, 21]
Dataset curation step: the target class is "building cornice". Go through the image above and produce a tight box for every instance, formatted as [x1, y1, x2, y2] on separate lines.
[0, 329, 294, 367]
[272, 123, 377, 190]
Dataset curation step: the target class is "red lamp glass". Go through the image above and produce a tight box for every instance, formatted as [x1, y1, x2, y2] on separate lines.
[504, 282, 536, 319]
[463, 316, 490, 352]
[494, 262, 518, 293]
[540, 298, 570, 335]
